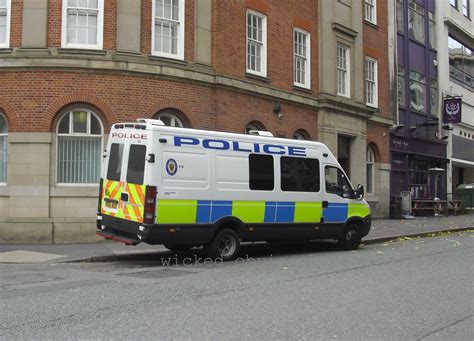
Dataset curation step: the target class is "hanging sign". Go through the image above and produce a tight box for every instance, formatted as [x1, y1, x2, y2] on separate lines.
[443, 97, 462, 123]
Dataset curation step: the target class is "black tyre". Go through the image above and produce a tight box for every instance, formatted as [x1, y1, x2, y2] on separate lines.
[206, 228, 240, 261]
[164, 244, 191, 253]
[338, 224, 362, 251]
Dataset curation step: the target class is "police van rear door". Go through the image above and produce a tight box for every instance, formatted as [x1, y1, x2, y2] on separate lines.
[101, 139, 125, 217]
[101, 127, 148, 223]
[121, 143, 147, 223]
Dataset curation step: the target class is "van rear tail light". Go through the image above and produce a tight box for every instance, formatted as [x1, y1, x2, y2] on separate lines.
[97, 178, 104, 214]
[144, 186, 157, 224]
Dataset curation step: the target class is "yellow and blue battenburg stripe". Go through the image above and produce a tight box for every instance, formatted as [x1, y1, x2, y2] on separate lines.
[155, 200, 369, 225]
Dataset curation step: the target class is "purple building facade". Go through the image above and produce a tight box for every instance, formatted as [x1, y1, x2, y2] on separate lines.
[391, 0, 448, 203]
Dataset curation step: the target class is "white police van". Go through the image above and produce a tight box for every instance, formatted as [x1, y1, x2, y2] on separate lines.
[97, 119, 371, 260]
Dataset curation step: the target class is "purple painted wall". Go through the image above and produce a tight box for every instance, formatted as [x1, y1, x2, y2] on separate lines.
[390, 0, 447, 201]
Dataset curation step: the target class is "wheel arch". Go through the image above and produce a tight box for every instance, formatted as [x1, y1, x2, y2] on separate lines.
[212, 217, 245, 238]
[345, 216, 367, 232]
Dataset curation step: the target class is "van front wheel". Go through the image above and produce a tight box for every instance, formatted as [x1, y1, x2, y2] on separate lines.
[206, 228, 240, 261]
[338, 224, 362, 251]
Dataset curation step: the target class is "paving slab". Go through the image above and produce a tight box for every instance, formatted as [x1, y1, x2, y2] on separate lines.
[0, 250, 66, 263]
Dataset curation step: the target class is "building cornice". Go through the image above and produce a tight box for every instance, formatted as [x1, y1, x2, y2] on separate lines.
[0, 49, 380, 121]
[331, 23, 358, 38]
[316, 93, 378, 119]
[443, 17, 474, 41]
[368, 114, 394, 127]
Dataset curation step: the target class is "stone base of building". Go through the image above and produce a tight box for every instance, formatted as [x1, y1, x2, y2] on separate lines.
[0, 218, 101, 244]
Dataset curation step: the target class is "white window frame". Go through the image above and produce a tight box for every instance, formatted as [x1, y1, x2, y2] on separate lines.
[293, 130, 308, 140]
[365, 57, 378, 107]
[463, 0, 470, 18]
[245, 122, 264, 134]
[293, 28, 311, 89]
[0, 0, 11, 48]
[366, 146, 375, 195]
[155, 112, 184, 127]
[246, 9, 267, 77]
[0, 113, 7, 185]
[364, 0, 377, 25]
[152, 0, 185, 60]
[337, 43, 350, 97]
[56, 109, 103, 186]
[61, 0, 104, 50]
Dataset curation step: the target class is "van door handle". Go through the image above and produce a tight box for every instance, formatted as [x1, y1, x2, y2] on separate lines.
[322, 201, 329, 208]
[121, 192, 129, 202]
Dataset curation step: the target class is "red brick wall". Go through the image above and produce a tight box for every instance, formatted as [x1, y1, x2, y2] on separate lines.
[0, 71, 316, 139]
[215, 88, 318, 139]
[103, 0, 117, 51]
[363, 1, 389, 120]
[367, 123, 390, 163]
[10, 0, 23, 47]
[48, 0, 62, 47]
[363, 0, 390, 164]
[212, 0, 318, 93]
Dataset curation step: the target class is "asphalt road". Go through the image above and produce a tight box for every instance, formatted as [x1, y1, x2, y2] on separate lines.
[1, 232, 473, 340]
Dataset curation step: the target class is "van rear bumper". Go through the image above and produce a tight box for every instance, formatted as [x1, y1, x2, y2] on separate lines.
[97, 215, 215, 245]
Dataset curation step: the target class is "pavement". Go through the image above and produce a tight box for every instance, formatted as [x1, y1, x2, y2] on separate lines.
[0, 212, 473, 264]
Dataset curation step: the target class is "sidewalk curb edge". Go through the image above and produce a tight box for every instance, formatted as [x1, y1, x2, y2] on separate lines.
[63, 226, 474, 263]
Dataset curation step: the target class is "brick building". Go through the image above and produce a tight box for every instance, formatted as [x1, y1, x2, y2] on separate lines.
[0, 0, 392, 243]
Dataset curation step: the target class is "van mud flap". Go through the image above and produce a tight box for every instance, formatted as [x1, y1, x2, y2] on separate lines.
[96, 229, 141, 246]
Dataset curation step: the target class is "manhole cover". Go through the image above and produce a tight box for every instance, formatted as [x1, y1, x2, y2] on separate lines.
[117, 269, 194, 279]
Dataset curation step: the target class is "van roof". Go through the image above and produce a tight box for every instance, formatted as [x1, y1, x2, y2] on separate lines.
[113, 120, 329, 150]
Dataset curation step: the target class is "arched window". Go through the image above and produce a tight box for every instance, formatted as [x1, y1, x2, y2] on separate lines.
[56, 109, 103, 184]
[154, 112, 185, 127]
[293, 129, 310, 140]
[245, 121, 265, 134]
[0, 113, 7, 183]
[366, 145, 375, 194]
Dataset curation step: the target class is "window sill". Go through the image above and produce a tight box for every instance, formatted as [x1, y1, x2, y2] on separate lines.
[366, 103, 378, 109]
[57, 48, 107, 56]
[293, 85, 313, 94]
[50, 185, 99, 197]
[148, 54, 188, 66]
[364, 20, 378, 30]
[0, 184, 8, 197]
[0, 48, 13, 54]
[245, 72, 271, 83]
[336, 93, 350, 99]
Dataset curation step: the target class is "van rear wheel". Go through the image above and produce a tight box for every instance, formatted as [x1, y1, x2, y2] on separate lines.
[338, 224, 362, 251]
[206, 228, 240, 261]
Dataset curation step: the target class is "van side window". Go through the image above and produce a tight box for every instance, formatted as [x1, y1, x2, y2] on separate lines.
[249, 154, 274, 191]
[107, 143, 124, 181]
[325, 166, 354, 198]
[281, 157, 320, 192]
[127, 145, 147, 185]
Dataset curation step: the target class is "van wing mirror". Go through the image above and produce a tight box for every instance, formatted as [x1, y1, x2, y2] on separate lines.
[355, 184, 364, 200]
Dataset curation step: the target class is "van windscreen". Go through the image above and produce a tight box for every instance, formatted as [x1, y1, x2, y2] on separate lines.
[127, 145, 147, 185]
[107, 143, 124, 181]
